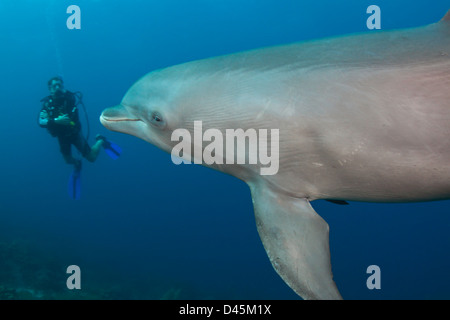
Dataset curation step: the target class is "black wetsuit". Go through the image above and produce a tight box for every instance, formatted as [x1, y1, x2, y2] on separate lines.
[39, 91, 91, 158]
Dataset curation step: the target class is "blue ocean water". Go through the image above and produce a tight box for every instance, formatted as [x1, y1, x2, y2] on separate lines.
[0, 0, 449, 299]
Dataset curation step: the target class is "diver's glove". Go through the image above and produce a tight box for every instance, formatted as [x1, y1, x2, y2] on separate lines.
[54, 114, 75, 126]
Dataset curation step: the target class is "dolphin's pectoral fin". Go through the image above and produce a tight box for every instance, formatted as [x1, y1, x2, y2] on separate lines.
[249, 182, 342, 300]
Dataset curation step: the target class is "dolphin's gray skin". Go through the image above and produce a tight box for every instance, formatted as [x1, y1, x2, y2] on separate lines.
[101, 11, 450, 299]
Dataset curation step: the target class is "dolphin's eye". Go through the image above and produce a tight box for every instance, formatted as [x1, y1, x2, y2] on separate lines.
[149, 111, 166, 128]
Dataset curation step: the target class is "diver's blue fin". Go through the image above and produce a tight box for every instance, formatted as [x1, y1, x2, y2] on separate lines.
[104, 140, 122, 160]
[68, 164, 81, 200]
[97, 134, 122, 160]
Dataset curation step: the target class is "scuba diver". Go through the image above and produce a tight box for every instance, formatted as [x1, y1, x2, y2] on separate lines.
[39, 76, 121, 199]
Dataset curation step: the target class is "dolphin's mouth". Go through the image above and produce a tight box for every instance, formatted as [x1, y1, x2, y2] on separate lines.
[100, 104, 144, 133]
[100, 104, 141, 122]
[101, 116, 142, 122]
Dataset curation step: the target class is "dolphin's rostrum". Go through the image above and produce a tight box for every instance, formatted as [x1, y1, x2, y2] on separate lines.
[101, 11, 450, 299]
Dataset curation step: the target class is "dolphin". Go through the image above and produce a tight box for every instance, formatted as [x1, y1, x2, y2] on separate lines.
[101, 11, 450, 299]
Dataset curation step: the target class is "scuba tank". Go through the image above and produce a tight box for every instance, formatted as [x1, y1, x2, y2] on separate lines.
[73, 91, 90, 141]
